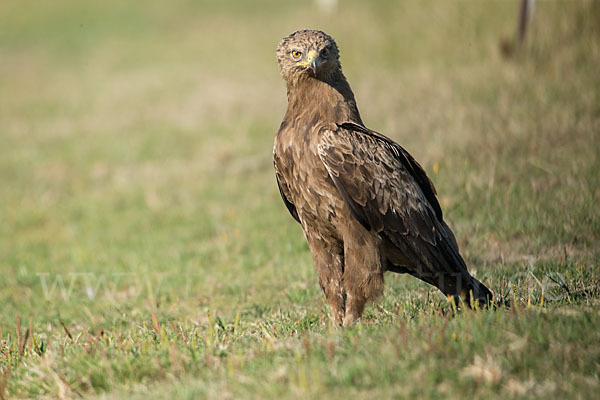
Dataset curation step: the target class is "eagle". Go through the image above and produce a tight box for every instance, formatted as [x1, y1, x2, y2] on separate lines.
[273, 30, 492, 326]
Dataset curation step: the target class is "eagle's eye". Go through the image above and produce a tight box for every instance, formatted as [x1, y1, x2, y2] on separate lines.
[291, 50, 302, 60]
[321, 48, 329, 57]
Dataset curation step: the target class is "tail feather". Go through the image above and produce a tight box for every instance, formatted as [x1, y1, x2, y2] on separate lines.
[466, 275, 493, 307]
[383, 228, 493, 307]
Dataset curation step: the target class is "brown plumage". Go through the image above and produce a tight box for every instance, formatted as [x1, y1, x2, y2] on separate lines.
[273, 30, 492, 326]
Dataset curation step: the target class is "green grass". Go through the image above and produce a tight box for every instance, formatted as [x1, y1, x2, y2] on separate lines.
[1, 0, 599, 398]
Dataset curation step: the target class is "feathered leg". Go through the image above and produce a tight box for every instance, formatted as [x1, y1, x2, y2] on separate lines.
[342, 227, 384, 326]
[305, 236, 346, 326]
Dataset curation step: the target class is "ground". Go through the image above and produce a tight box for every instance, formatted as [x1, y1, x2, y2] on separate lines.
[0, 0, 599, 398]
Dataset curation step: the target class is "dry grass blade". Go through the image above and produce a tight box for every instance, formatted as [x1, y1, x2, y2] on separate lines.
[152, 314, 160, 334]
[15, 315, 21, 357]
[169, 322, 186, 342]
[20, 330, 29, 357]
[27, 317, 33, 356]
[59, 319, 73, 342]
[0, 366, 10, 400]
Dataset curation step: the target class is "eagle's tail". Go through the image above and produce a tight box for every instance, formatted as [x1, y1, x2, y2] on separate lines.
[406, 265, 493, 308]
[461, 274, 493, 308]
[384, 223, 493, 308]
[434, 224, 493, 308]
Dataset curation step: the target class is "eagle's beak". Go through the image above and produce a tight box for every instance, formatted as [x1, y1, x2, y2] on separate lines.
[307, 50, 319, 75]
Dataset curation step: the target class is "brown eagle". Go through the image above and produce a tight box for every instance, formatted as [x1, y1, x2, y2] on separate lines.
[273, 30, 492, 326]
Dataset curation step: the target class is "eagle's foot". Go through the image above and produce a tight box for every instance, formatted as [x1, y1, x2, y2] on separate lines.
[331, 309, 345, 327]
[342, 293, 366, 327]
[342, 313, 359, 327]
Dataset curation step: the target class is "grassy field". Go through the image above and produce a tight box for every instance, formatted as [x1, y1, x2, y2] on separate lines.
[1, 0, 599, 398]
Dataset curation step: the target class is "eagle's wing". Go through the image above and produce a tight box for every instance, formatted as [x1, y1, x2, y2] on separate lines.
[318, 122, 442, 239]
[318, 122, 478, 293]
[274, 164, 300, 224]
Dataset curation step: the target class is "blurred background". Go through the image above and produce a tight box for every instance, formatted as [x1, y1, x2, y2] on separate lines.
[2, 0, 599, 326]
[0, 0, 599, 396]
[2, 0, 599, 321]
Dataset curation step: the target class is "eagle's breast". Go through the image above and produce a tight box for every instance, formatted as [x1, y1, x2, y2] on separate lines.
[274, 119, 347, 241]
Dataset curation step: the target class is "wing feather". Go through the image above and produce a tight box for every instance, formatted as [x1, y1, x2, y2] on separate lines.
[338, 122, 443, 221]
[317, 123, 471, 281]
[318, 124, 438, 242]
[274, 167, 300, 224]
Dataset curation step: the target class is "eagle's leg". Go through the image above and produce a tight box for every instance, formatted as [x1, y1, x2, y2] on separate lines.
[305, 236, 346, 326]
[341, 228, 385, 326]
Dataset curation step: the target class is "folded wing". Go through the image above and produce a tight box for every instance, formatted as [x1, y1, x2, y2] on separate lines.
[318, 122, 491, 302]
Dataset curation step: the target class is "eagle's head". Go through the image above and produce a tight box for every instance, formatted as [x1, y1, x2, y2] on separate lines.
[276, 29, 341, 83]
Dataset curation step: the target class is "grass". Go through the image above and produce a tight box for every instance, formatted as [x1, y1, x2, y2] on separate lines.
[1, 0, 599, 398]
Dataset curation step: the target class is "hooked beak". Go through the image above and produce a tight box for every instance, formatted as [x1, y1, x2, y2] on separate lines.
[307, 50, 319, 75]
